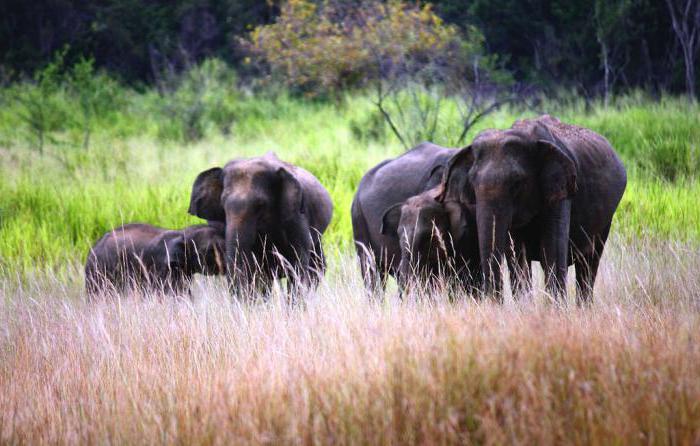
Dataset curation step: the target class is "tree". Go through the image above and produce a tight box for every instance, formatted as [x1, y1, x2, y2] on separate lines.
[665, 0, 700, 100]
[594, 0, 632, 106]
[245, 0, 511, 148]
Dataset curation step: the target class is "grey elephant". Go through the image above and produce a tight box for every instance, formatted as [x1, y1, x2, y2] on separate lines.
[85, 222, 225, 296]
[438, 115, 627, 303]
[351, 142, 480, 294]
[188, 152, 333, 296]
[380, 185, 480, 293]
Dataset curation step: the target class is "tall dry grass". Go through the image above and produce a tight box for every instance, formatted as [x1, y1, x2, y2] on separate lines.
[1, 238, 700, 444]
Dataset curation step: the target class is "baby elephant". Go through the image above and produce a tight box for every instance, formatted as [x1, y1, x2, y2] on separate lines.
[85, 222, 225, 297]
[381, 187, 481, 292]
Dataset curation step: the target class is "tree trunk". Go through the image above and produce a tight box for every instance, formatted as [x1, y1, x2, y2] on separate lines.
[683, 46, 697, 100]
[600, 38, 611, 107]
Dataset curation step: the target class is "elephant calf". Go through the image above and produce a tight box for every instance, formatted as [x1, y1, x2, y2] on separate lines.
[85, 222, 225, 296]
[380, 186, 481, 292]
[351, 142, 480, 295]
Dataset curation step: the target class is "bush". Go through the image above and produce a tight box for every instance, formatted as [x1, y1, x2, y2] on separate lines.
[154, 59, 239, 142]
[7, 50, 127, 157]
[244, 0, 469, 97]
[67, 57, 124, 150]
[12, 50, 71, 152]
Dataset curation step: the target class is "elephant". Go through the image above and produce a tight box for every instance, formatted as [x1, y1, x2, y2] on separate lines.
[438, 114, 627, 303]
[380, 185, 480, 293]
[85, 222, 225, 296]
[351, 142, 480, 294]
[188, 152, 333, 296]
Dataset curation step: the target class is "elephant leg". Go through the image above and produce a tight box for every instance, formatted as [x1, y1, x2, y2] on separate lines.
[356, 242, 384, 297]
[575, 224, 610, 305]
[308, 232, 326, 288]
[575, 252, 601, 306]
[507, 241, 531, 300]
[539, 200, 572, 301]
[233, 265, 271, 304]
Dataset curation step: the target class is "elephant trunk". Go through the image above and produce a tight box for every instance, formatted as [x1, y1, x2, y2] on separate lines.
[225, 220, 257, 292]
[476, 203, 512, 298]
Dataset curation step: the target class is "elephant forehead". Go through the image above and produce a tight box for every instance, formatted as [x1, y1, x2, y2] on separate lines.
[472, 160, 527, 196]
[224, 161, 277, 188]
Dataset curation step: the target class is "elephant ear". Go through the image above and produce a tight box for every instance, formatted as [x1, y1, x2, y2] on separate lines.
[443, 200, 467, 242]
[537, 139, 577, 205]
[189, 167, 225, 222]
[380, 203, 403, 236]
[436, 146, 474, 204]
[424, 164, 445, 190]
[278, 167, 305, 218]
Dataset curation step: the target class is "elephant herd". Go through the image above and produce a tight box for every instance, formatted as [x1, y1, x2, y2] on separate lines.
[85, 115, 627, 304]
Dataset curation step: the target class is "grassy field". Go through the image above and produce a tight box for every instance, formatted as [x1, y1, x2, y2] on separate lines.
[2, 239, 700, 444]
[0, 91, 699, 277]
[1, 80, 700, 443]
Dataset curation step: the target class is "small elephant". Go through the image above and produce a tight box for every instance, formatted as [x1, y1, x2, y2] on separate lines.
[85, 222, 225, 296]
[188, 152, 333, 296]
[380, 186, 480, 293]
[439, 114, 627, 303]
[351, 142, 480, 295]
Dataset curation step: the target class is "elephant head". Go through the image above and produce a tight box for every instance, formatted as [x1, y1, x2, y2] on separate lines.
[181, 223, 225, 277]
[380, 187, 469, 290]
[188, 153, 309, 290]
[438, 120, 577, 293]
[141, 233, 189, 291]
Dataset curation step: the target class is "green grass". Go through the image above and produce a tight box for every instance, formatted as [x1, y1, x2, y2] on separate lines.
[0, 79, 699, 277]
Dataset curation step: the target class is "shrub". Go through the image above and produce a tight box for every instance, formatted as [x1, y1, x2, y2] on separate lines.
[244, 0, 469, 97]
[66, 57, 124, 150]
[12, 50, 70, 152]
[154, 59, 239, 142]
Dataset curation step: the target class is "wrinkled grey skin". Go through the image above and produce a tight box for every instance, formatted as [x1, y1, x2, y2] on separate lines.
[188, 152, 333, 295]
[351, 142, 479, 294]
[439, 115, 627, 303]
[380, 186, 480, 292]
[85, 222, 225, 296]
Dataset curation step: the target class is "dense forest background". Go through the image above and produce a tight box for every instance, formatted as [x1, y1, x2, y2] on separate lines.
[1, 0, 696, 99]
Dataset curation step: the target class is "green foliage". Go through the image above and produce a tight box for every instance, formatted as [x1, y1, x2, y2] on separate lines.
[12, 49, 70, 152]
[244, 0, 477, 96]
[0, 0, 693, 98]
[153, 59, 239, 142]
[563, 97, 700, 181]
[2, 56, 245, 152]
[67, 57, 124, 149]
[0, 77, 698, 277]
[1, 0, 280, 83]
[349, 109, 387, 144]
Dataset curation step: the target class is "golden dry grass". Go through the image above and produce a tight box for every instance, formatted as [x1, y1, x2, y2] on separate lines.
[1, 238, 700, 445]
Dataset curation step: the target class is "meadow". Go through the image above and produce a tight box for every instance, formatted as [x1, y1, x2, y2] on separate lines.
[1, 71, 700, 443]
[0, 85, 698, 277]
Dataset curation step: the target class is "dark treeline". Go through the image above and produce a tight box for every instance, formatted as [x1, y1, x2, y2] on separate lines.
[1, 0, 696, 97]
[1, 0, 280, 84]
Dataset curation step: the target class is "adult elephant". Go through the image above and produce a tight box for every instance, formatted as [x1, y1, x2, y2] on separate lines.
[351, 142, 480, 294]
[188, 152, 333, 295]
[438, 115, 626, 303]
